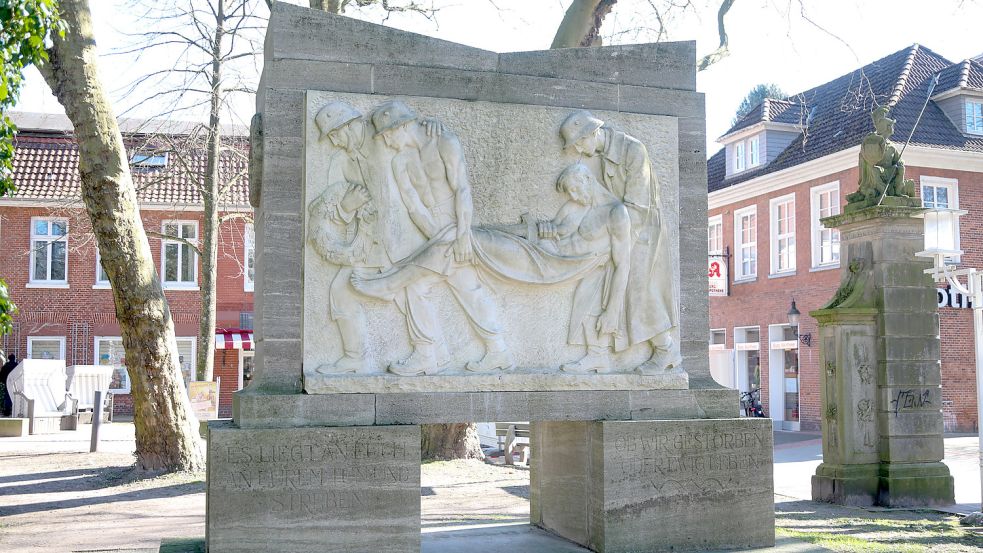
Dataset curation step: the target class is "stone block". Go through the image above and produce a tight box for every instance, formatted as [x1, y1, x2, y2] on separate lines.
[206, 421, 420, 553]
[877, 410, 943, 436]
[269, 2, 498, 72]
[877, 462, 954, 507]
[532, 418, 774, 552]
[879, 336, 940, 362]
[628, 388, 739, 420]
[617, 86, 705, 118]
[269, 59, 373, 94]
[0, 418, 28, 437]
[498, 42, 696, 90]
[233, 389, 374, 428]
[878, 262, 935, 287]
[878, 312, 939, 337]
[878, 287, 939, 313]
[260, 136, 305, 214]
[812, 463, 880, 506]
[877, 386, 942, 418]
[878, 434, 944, 464]
[262, 88, 305, 139]
[249, 339, 303, 393]
[876, 360, 942, 386]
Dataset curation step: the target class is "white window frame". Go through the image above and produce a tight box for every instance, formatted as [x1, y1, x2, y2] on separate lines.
[769, 193, 796, 275]
[921, 176, 961, 261]
[27, 336, 66, 360]
[95, 336, 129, 394]
[238, 349, 255, 390]
[966, 99, 983, 135]
[244, 223, 255, 292]
[176, 337, 197, 386]
[94, 249, 111, 289]
[748, 135, 761, 168]
[709, 328, 727, 351]
[733, 205, 757, 281]
[161, 220, 199, 289]
[733, 141, 746, 172]
[810, 182, 841, 269]
[708, 215, 723, 255]
[28, 216, 69, 288]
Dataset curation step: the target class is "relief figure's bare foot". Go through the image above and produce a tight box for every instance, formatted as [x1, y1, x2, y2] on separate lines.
[465, 349, 515, 373]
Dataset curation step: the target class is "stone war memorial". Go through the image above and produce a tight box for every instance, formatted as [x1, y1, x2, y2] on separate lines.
[207, 3, 774, 552]
[811, 106, 954, 507]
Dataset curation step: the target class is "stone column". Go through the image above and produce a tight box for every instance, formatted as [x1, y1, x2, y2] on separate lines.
[811, 206, 953, 507]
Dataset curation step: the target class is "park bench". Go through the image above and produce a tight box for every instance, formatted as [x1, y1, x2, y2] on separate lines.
[495, 422, 530, 465]
[66, 365, 114, 423]
[7, 359, 78, 434]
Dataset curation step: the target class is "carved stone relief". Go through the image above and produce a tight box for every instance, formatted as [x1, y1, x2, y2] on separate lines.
[302, 94, 682, 389]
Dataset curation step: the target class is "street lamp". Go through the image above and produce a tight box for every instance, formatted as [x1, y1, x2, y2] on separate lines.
[915, 206, 981, 519]
[788, 299, 801, 326]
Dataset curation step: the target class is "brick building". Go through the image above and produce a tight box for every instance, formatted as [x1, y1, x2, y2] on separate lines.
[0, 113, 254, 418]
[707, 45, 983, 432]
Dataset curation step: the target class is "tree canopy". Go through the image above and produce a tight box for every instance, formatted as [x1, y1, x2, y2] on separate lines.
[732, 83, 786, 126]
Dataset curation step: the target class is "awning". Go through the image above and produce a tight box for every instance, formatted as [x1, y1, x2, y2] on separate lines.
[215, 329, 253, 351]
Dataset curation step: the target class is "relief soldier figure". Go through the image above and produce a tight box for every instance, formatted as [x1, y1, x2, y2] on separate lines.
[845, 106, 919, 211]
[559, 110, 682, 373]
[307, 101, 390, 374]
[352, 100, 514, 375]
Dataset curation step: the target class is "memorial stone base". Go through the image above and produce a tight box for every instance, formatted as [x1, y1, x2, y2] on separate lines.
[531, 419, 775, 553]
[206, 422, 421, 553]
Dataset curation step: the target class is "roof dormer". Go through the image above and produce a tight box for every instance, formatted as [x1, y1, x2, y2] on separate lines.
[932, 59, 983, 137]
[719, 98, 806, 178]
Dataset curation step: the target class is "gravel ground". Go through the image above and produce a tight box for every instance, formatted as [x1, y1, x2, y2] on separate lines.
[1, 422, 981, 552]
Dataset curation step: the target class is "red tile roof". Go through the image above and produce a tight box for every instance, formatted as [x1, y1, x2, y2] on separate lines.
[10, 131, 250, 207]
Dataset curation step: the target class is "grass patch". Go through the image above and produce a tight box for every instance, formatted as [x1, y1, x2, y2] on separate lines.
[777, 528, 923, 552]
[777, 513, 983, 553]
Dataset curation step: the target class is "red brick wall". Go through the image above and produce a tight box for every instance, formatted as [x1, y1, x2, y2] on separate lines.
[710, 165, 983, 433]
[0, 204, 253, 417]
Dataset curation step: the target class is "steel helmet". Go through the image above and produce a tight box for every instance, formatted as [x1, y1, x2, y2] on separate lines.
[559, 110, 604, 150]
[371, 100, 417, 137]
[315, 101, 362, 139]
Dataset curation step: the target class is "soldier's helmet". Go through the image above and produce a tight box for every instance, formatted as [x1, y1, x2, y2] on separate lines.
[371, 100, 417, 137]
[315, 101, 362, 139]
[559, 110, 604, 150]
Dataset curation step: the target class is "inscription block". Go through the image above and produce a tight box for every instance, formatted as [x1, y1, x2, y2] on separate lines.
[206, 422, 420, 553]
[532, 418, 774, 552]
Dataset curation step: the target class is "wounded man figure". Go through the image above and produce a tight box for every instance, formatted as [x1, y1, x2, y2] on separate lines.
[353, 162, 634, 374]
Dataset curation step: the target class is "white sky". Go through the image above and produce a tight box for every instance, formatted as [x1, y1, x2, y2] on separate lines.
[15, 0, 983, 155]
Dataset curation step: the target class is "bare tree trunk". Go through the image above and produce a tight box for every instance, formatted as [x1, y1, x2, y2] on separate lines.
[196, 0, 225, 382]
[422, 423, 483, 460]
[551, 0, 617, 48]
[38, 0, 204, 473]
[309, 0, 341, 13]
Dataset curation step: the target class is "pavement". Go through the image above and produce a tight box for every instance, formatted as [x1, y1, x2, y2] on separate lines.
[1, 422, 981, 552]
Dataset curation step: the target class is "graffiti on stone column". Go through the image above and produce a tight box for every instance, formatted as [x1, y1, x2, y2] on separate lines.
[890, 389, 932, 417]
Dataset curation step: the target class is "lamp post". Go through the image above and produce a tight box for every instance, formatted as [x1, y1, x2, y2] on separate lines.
[915, 207, 981, 517]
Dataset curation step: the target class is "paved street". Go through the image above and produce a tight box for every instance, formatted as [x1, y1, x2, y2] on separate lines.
[0, 423, 980, 552]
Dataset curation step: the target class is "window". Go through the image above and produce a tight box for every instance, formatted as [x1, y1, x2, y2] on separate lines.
[30, 217, 68, 285]
[811, 182, 841, 268]
[239, 350, 255, 389]
[708, 216, 723, 255]
[131, 151, 168, 169]
[748, 135, 760, 167]
[244, 223, 255, 292]
[966, 100, 983, 134]
[734, 141, 746, 172]
[176, 337, 196, 387]
[27, 336, 65, 360]
[921, 176, 960, 259]
[162, 221, 198, 287]
[96, 337, 129, 394]
[709, 329, 726, 351]
[729, 134, 763, 174]
[770, 194, 796, 274]
[734, 206, 757, 280]
[95, 250, 110, 287]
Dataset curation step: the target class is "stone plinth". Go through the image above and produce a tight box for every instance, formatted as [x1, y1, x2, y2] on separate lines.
[206, 422, 421, 553]
[812, 206, 953, 507]
[304, 368, 687, 394]
[531, 419, 775, 552]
